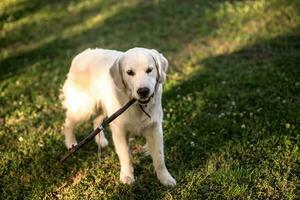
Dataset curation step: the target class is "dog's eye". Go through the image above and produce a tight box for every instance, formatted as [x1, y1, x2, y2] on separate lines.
[126, 70, 135, 76]
[146, 67, 153, 74]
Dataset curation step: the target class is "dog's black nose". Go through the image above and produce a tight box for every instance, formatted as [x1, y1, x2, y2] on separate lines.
[137, 87, 150, 98]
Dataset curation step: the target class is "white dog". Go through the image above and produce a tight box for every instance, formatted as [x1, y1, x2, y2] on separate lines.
[60, 47, 176, 186]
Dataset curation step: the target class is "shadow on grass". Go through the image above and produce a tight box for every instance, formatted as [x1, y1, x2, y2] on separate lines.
[158, 29, 300, 198]
[0, 0, 230, 81]
[0, 0, 76, 23]
[165, 29, 300, 161]
[0, 0, 120, 81]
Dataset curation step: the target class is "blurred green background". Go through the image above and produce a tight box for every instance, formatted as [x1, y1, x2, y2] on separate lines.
[0, 0, 299, 199]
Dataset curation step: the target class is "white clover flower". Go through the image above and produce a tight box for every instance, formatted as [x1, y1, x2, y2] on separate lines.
[241, 124, 246, 129]
[218, 113, 225, 118]
[18, 137, 24, 142]
[285, 123, 291, 129]
[190, 141, 195, 147]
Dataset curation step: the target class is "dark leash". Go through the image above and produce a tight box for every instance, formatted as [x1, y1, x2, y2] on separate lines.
[138, 92, 154, 119]
[60, 98, 137, 164]
[139, 105, 151, 118]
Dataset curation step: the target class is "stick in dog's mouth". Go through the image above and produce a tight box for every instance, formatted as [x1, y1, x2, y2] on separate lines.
[138, 97, 152, 105]
[137, 91, 155, 105]
[138, 99, 150, 105]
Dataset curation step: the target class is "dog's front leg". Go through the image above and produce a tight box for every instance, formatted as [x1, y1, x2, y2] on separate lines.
[145, 124, 176, 186]
[110, 123, 134, 184]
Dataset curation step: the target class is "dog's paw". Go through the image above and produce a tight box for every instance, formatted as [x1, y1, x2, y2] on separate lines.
[120, 175, 135, 185]
[65, 140, 77, 149]
[158, 172, 176, 187]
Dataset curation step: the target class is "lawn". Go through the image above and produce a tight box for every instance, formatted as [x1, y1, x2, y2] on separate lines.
[0, 0, 299, 199]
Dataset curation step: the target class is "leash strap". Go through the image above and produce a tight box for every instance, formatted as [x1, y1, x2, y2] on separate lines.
[139, 104, 151, 118]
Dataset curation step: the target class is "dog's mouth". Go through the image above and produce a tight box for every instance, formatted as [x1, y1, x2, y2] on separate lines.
[137, 97, 151, 105]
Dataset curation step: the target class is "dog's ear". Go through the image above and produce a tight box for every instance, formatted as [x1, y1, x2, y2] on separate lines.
[149, 49, 168, 83]
[110, 57, 127, 91]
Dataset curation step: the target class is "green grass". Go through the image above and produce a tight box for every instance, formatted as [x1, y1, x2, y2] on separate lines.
[1, 0, 300, 199]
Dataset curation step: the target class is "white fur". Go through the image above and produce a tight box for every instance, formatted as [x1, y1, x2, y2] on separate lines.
[61, 47, 176, 186]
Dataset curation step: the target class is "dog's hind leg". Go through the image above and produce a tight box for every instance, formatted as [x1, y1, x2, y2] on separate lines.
[93, 115, 109, 147]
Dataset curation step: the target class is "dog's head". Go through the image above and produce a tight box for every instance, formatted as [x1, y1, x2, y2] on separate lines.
[110, 48, 168, 104]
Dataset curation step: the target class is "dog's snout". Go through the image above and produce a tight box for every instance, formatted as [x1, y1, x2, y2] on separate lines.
[137, 87, 150, 98]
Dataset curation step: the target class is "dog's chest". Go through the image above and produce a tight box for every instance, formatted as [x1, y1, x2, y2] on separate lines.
[123, 106, 154, 135]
